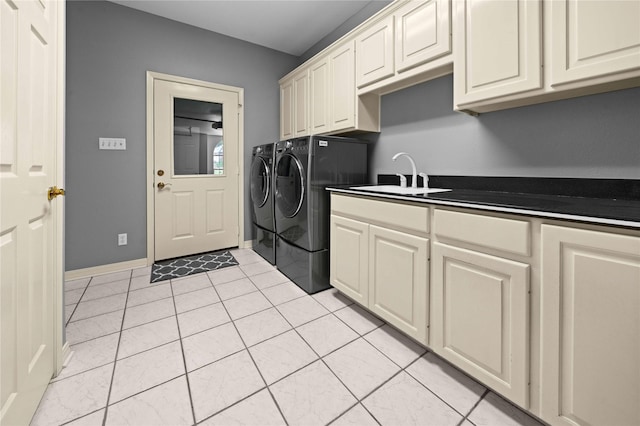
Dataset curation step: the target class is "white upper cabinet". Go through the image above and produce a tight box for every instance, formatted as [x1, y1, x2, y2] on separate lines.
[280, 70, 310, 139]
[279, 77, 294, 140]
[550, 0, 640, 86]
[395, 0, 451, 73]
[355, 16, 395, 88]
[454, 0, 542, 108]
[329, 41, 357, 131]
[293, 69, 309, 137]
[281, 38, 380, 137]
[454, 0, 640, 114]
[355, 0, 453, 94]
[309, 57, 330, 135]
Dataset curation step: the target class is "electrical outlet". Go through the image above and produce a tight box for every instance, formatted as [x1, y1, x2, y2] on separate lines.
[99, 138, 126, 150]
[118, 233, 127, 246]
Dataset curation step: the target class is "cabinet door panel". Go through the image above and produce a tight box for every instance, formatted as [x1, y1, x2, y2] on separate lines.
[395, 0, 451, 73]
[369, 225, 428, 343]
[330, 215, 369, 305]
[356, 16, 395, 88]
[330, 41, 356, 130]
[551, 0, 640, 86]
[280, 79, 293, 140]
[541, 225, 640, 426]
[431, 243, 530, 408]
[454, 0, 542, 106]
[310, 58, 330, 134]
[293, 70, 309, 137]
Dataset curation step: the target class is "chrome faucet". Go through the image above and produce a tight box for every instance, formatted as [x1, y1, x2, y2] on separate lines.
[392, 152, 417, 188]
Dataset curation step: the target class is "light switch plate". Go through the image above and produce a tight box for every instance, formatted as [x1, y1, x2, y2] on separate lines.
[99, 138, 126, 150]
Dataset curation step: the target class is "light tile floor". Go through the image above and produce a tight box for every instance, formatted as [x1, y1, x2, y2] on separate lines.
[32, 249, 547, 426]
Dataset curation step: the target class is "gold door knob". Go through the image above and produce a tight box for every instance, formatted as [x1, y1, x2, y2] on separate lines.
[48, 186, 65, 200]
[157, 182, 171, 190]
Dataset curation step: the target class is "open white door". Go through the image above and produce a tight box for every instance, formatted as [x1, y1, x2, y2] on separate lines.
[1, 0, 64, 424]
[152, 77, 241, 261]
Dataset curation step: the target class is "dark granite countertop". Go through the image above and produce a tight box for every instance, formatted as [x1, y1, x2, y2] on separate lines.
[327, 176, 640, 229]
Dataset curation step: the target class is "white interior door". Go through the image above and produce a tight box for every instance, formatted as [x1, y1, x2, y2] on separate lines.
[153, 79, 240, 261]
[1, 0, 63, 424]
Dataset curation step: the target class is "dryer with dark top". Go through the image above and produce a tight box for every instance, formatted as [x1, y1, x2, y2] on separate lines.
[250, 143, 276, 264]
[274, 135, 367, 293]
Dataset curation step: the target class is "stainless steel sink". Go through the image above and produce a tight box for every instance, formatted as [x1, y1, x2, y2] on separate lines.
[351, 185, 452, 195]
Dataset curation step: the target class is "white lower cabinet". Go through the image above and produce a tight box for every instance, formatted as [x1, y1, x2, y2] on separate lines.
[330, 194, 640, 425]
[369, 225, 429, 341]
[330, 194, 429, 343]
[540, 225, 640, 426]
[431, 242, 530, 408]
[330, 215, 369, 305]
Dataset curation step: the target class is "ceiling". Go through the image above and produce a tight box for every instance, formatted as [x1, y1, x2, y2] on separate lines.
[109, 0, 389, 56]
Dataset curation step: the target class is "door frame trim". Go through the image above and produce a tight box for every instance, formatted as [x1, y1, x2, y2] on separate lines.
[145, 71, 245, 265]
[55, 0, 68, 374]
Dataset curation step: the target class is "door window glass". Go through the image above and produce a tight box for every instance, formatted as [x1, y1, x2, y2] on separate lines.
[173, 98, 223, 175]
[275, 153, 304, 218]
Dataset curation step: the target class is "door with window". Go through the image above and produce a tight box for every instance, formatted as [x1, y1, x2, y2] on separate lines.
[153, 79, 239, 260]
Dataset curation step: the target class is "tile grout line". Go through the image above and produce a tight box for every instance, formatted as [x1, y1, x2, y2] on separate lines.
[216, 253, 494, 424]
[62, 252, 500, 426]
[64, 277, 93, 326]
[49, 338, 184, 384]
[56, 254, 274, 423]
[71, 264, 251, 319]
[359, 402, 384, 426]
[298, 294, 484, 423]
[168, 271, 199, 426]
[460, 388, 490, 425]
[59, 408, 105, 426]
[405, 346, 495, 420]
[69, 271, 232, 327]
[101, 270, 133, 426]
[205, 270, 292, 426]
[253, 283, 467, 425]
[255, 286, 367, 425]
[61, 300, 472, 425]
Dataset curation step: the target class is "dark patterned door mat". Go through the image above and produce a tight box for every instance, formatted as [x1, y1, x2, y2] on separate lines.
[151, 250, 238, 283]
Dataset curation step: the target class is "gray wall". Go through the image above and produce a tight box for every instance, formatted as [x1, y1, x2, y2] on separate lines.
[369, 75, 640, 181]
[67, 1, 639, 271]
[66, 1, 298, 270]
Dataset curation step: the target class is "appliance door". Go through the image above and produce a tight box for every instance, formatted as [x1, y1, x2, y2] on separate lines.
[274, 152, 309, 250]
[250, 156, 270, 209]
[250, 155, 275, 231]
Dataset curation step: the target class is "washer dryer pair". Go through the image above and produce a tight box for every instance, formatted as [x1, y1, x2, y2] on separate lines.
[274, 135, 367, 294]
[250, 143, 276, 264]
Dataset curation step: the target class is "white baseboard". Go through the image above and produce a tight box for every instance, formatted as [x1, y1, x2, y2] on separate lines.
[65, 258, 148, 281]
[241, 239, 253, 249]
[55, 341, 73, 377]
[62, 342, 73, 368]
